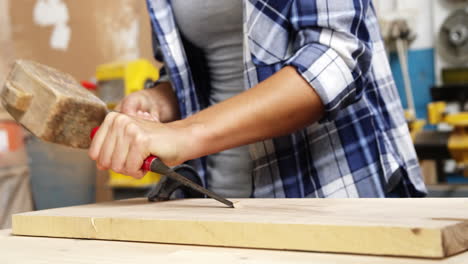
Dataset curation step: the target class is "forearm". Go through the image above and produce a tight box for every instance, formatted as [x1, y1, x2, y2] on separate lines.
[172, 66, 325, 161]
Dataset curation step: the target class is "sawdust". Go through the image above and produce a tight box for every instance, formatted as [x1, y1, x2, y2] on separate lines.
[232, 201, 242, 209]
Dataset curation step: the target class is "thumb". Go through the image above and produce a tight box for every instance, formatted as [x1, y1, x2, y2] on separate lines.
[119, 99, 141, 117]
[136, 111, 158, 122]
[149, 107, 161, 122]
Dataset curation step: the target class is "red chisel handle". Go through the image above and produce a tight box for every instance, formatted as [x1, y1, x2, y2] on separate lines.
[90, 126, 234, 208]
[90, 126, 155, 171]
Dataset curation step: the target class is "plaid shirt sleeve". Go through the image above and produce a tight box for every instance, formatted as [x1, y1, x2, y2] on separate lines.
[150, 26, 170, 83]
[286, 0, 372, 122]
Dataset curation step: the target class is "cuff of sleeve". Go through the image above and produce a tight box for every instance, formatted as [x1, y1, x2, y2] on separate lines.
[285, 44, 356, 122]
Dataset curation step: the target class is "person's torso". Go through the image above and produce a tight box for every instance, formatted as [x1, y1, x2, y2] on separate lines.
[147, 0, 426, 198]
[172, 0, 253, 198]
[172, 0, 244, 104]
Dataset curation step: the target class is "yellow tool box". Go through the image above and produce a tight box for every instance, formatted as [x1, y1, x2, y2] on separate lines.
[404, 110, 426, 141]
[95, 59, 161, 187]
[428, 101, 468, 169]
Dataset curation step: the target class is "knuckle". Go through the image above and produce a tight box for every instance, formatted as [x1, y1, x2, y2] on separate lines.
[103, 113, 116, 126]
[98, 163, 108, 171]
[133, 172, 145, 179]
[106, 111, 118, 120]
[113, 114, 129, 127]
[125, 123, 139, 136]
[134, 134, 148, 146]
[119, 102, 131, 114]
[111, 162, 122, 173]
[126, 159, 142, 175]
[99, 157, 110, 169]
[125, 169, 138, 178]
[126, 162, 138, 173]
[88, 149, 97, 160]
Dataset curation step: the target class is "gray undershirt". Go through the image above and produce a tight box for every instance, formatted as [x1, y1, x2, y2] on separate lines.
[172, 0, 252, 198]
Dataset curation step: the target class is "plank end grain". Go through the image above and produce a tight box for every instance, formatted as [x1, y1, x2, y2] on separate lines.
[439, 218, 468, 257]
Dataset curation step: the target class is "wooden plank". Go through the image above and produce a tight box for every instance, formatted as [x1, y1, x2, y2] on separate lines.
[11, 198, 468, 258]
[1, 230, 467, 264]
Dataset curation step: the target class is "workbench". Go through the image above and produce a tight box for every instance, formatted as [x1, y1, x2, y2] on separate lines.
[0, 229, 466, 264]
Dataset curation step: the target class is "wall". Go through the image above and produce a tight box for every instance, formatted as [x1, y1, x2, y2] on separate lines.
[0, 0, 34, 227]
[9, 0, 156, 81]
[0, 0, 160, 210]
[0, 0, 14, 81]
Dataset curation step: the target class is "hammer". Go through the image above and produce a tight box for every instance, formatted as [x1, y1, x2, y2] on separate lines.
[1, 60, 234, 208]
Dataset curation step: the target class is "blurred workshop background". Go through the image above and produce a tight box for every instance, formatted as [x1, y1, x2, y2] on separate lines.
[0, 0, 468, 229]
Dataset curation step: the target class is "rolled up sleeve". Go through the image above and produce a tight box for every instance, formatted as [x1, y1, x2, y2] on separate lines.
[285, 0, 373, 122]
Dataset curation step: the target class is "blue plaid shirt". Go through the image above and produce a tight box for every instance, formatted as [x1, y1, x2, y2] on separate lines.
[146, 0, 427, 198]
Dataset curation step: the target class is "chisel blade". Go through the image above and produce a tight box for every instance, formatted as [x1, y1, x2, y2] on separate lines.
[149, 158, 235, 208]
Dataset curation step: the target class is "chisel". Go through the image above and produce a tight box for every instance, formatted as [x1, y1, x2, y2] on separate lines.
[91, 127, 235, 208]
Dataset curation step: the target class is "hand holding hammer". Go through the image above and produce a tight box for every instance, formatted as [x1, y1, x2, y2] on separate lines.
[1, 60, 234, 208]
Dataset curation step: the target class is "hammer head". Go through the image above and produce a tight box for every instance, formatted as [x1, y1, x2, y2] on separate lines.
[1, 60, 107, 148]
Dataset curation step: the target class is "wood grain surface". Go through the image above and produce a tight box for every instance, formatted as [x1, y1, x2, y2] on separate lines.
[2, 230, 468, 264]
[11, 198, 468, 258]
